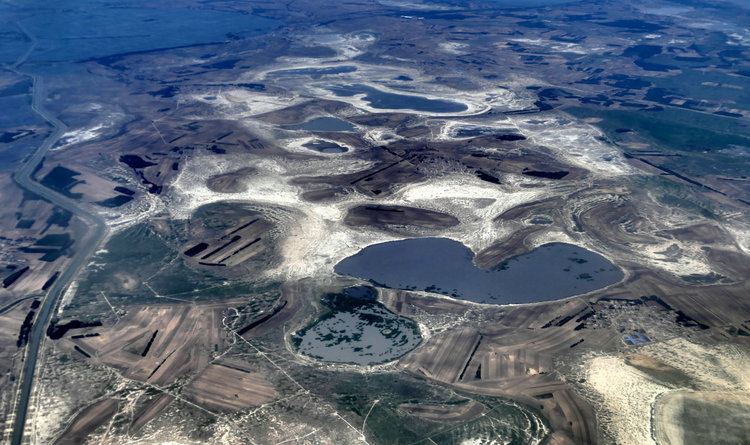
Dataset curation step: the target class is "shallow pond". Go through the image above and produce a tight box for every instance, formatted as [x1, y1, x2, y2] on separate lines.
[295, 288, 421, 365]
[334, 238, 624, 304]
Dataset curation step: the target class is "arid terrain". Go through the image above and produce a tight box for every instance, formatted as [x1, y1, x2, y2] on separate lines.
[1, 0, 750, 444]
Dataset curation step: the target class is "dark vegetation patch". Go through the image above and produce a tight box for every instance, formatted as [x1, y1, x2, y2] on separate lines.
[203, 58, 240, 69]
[623, 44, 661, 58]
[606, 75, 651, 89]
[21, 246, 67, 262]
[344, 205, 459, 229]
[119, 155, 156, 169]
[114, 186, 135, 195]
[228, 218, 259, 235]
[634, 59, 678, 72]
[74, 345, 91, 358]
[236, 83, 265, 90]
[184, 243, 209, 257]
[570, 339, 584, 348]
[475, 170, 501, 184]
[17, 308, 36, 347]
[95, 195, 134, 207]
[71, 333, 100, 339]
[15, 219, 34, 229]
[458, 335, 482, 380]
[542, 307, 588, 329]
[119, 155, 162, 194]
[522, 170, 569, 180]
[599, 20, 664, 32]
[40, 166, 84, 198]
[45, 207, 72, 230]
[495, 134, 526, 141]
[201, 235, 241, 260]
[42, 271, 59, 291]
[3, 266, 29, 288]
[148, 86, 179, 98]
[714, 111, 742, 118]
[141, 330, 158, 356]
[675, 310, 710, 330]
[47, 319, 103, 340]
[35, 233, 72, 247]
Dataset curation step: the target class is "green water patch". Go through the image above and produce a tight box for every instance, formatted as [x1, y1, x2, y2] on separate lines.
[294, 288, 421, 365]
[564, 106, 750, 177]
[70, 223, 279, 315]
[566, 106, 750, 152]
[296, 368, 549, 445]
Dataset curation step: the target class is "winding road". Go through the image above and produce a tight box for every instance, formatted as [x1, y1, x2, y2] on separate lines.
[8, 24, 108, 445]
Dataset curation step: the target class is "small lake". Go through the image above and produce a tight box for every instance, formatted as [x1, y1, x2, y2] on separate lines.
[334, 238, 624, 304]
[282, 117, 355, 132]
[327, 84, 467, 113]
[294, 288, 421, 365]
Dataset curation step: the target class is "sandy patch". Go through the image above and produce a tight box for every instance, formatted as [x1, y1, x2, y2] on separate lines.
[573, 338, 750, 445]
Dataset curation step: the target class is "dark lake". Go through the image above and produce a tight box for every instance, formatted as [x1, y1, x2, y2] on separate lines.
[335, 238, 624, 304]
[328, 84, 467, 113]
[282, 117, 355, 132]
